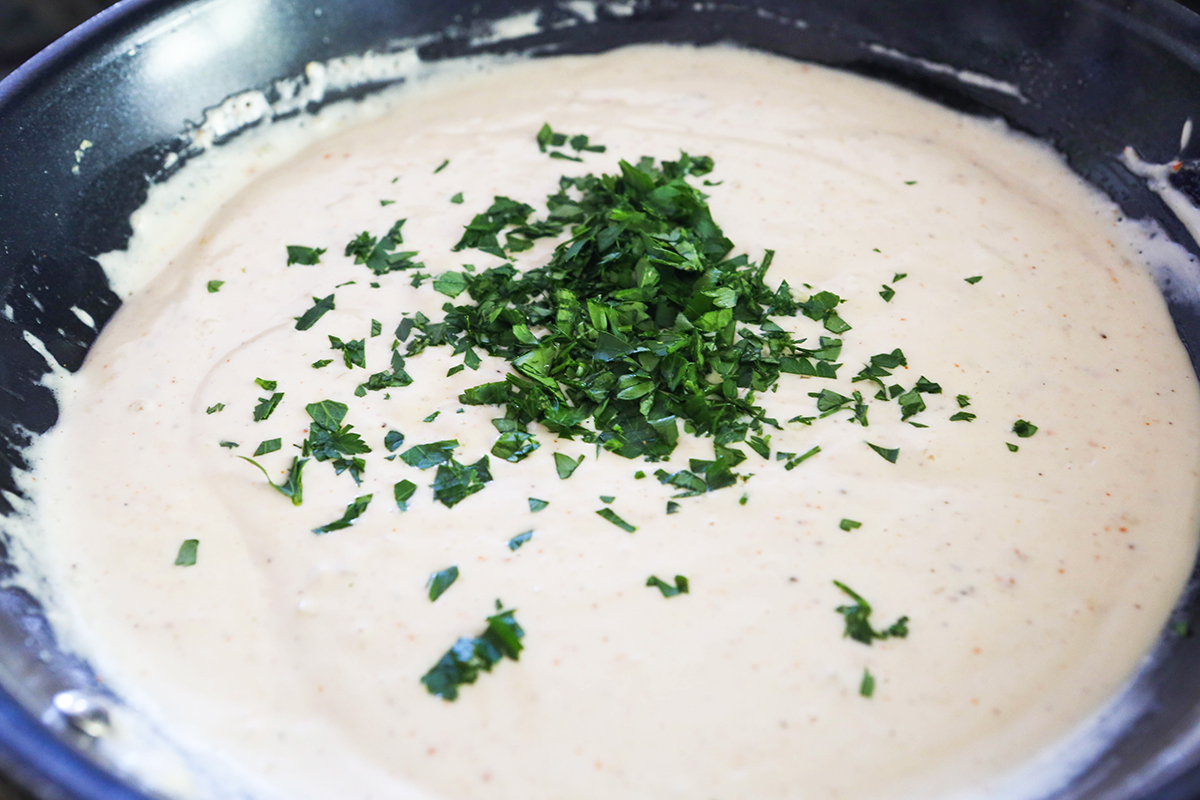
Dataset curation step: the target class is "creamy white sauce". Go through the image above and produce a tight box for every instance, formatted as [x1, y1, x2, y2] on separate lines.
[16, 46, 1200, 800]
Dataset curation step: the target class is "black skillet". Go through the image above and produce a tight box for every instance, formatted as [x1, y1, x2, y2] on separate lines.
[3, 1, 1200, 798]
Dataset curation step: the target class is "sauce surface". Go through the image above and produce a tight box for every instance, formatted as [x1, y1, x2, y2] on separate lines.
[23, 46, 1200, 800]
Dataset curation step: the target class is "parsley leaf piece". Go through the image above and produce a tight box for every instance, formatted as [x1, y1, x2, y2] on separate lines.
[294, 294, 335, 330]
[956, 394, 971, 408]
[747, 435, 771, 459]
[897, 389, 926, 421]
[784, 446, 821, 470]
[508, 530, 533, 550]
[833, 580, 910, 645]
[345, 220, 423, 276]
[393, 480, 417, 511]
[964, 275, 983, 284]
[879, 285, 895, 302]
[174, 539, 199, 567]
[914, 376, 942, 394]
[1007, 443, 1020, 452]
[840, 519, 862, 531]
[860, 669, 876, 698]
[554, 453, 585, 480]
[253, 393, 284, 422]
[1013, 419, 1039, 438]
[423, 411, 441, 423]
[219, 441, 239, 449]
[666, 501, 681, 515]
[646, 574, 689, 598]
[305, 401, 371, 462]
[434, 159, 449, 174]
[433, 271, 468, 298]
[312, 494, 372, 534]
[255, 378, 278, 391]
[492, 428, 540, 462]
[329, 336, 366, 369]
[600, 495, 615, 504]
[370, 319, 382, 337]
[312, 359, 333, 369]
[401, 440, 460, 469]
[528, 497, 549, 513]
[450, 192, 464, 204]
[428, 566, 460, 602]
[949, 411, 977, 422]
[254, 438, 281, 456]
[207, 280, 224, 293]
[420, 606, 524, 701]
[206, 403, 224, 415]
[239, 456, 307, 506]
[306, 400, 348, 429]
[866, 442, 899, 463]
[286, 245, 326, 266]
[596, 508, 636, 533]
[893, 273, 908, 282]
[432, 457, 493, 508]
[384, 430, 405, 452]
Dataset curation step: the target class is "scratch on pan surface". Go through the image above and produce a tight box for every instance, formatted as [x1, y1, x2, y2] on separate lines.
[866, 43, 1027, 102]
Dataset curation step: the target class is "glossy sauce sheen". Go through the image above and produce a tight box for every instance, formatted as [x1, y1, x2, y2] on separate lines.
[25, 46, 1200, 800]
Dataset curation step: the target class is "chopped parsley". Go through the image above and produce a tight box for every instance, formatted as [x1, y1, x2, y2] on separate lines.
[528, 497, 549, 513]
[434, 159, 450, 174]
[839, 519, 862, 531]
[254, 438, 281, 456]
[294, 294, 335, 330]
[286, 245, 326, 265]
[384, 430, 406, 452]
[866, 442, 899, 463]
[423, 411, 441, 423]
[240, 456, 306, 506]
[964, 275, 983, 284]
[329, 336, 366, 369]
[833, 580, 909, 645]
[428, 566, 459, 602]
[879, 285, 895, 302]
[784, 446, 820, 470]
[666, 501, 680, 515]
[956, 394, 971, 408]
[432, 457, 493, 508]
[646, 574, 689, 597]
[371, 319, 382, 337]
[304, 401, 371, 464]
[254, 378, 278, 391]
[949, 411, 976, 422]
[554, 453, 584, 479]
[450, 192, 464, 204]
[492, 420, 539, 462]
[312, 359, 333, 369]
[1007, 443, 1020, 452]
[312, 494, 372, 534]
[174, 539, 199, 567]
[393, 480, 417, 511]
[219, 441, 239, 449]
[345, 220, 423, 276]
[401, 440, 459, 469]
[252, 393, 283, 422]
[205, 403, 224, 415]
[207, 280, 224, 293]
[421, 606, 523, 701]
[596, 507, 636, 532]
[600, 495, 615, 504]
[860, 669, 875, 697]
[433, 271, 468, 298]
[1013, 419, 1038, 438]
[893, 273, 907, 282]
[508, 530, 533, 550]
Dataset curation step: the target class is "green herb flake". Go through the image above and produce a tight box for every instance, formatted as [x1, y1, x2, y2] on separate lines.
[433, 271, 468, 298]
[286, 245, 326, 266]
[428, 566, 460, 602]
[384, 430, 406, 452]
[1007, 443, 1020, 452]
[254, 438, 282, 456]
[400, 440, 459, 469]
[508, 530, 533, 550]
[949, 411, 977, 422]
[839, 519, 862, 531]
[393, 479, 418, 511]
[434, 159, 450, 174]
[174, 539, 199, 567]
[956, 394, 971, 408]
[600, 495, 615, 504]
[528, 497, 549, 513]
[554, 453, 585, 480]
[450, 192, 464, 204]
[312, 359, 333, 369]
[596, 508, 636, 533]
[866, 442, 899, 463]
[205, 403, 225, 415]
[1013, 419, 1039, 438]
[207, 280, 224, 293]
[492, 426, 539, 462]
[879, 285, 895, 302]
[370, 319, 382, 337]
[432, 457, 493, 508]
[860, 669, 876, 697]
[219, 441, 239, 449]
[646, 574, 689, 598]
[964, 275, 983, 285]
[893, 273, 908, 282]
[294, 294, 335, 330]
[784, 446, 821, 471]
[424, 411, 441, 423]
[253, 393, 284, 422]
[254, 378, 278, 391]
[833, 580, 910, 645]
[312, 494, 373, 534]
[380, 199, 395, 207]
[420, 606, 524, 701]
[240, 456, 307, 506]
[666, 501, 681, 515]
